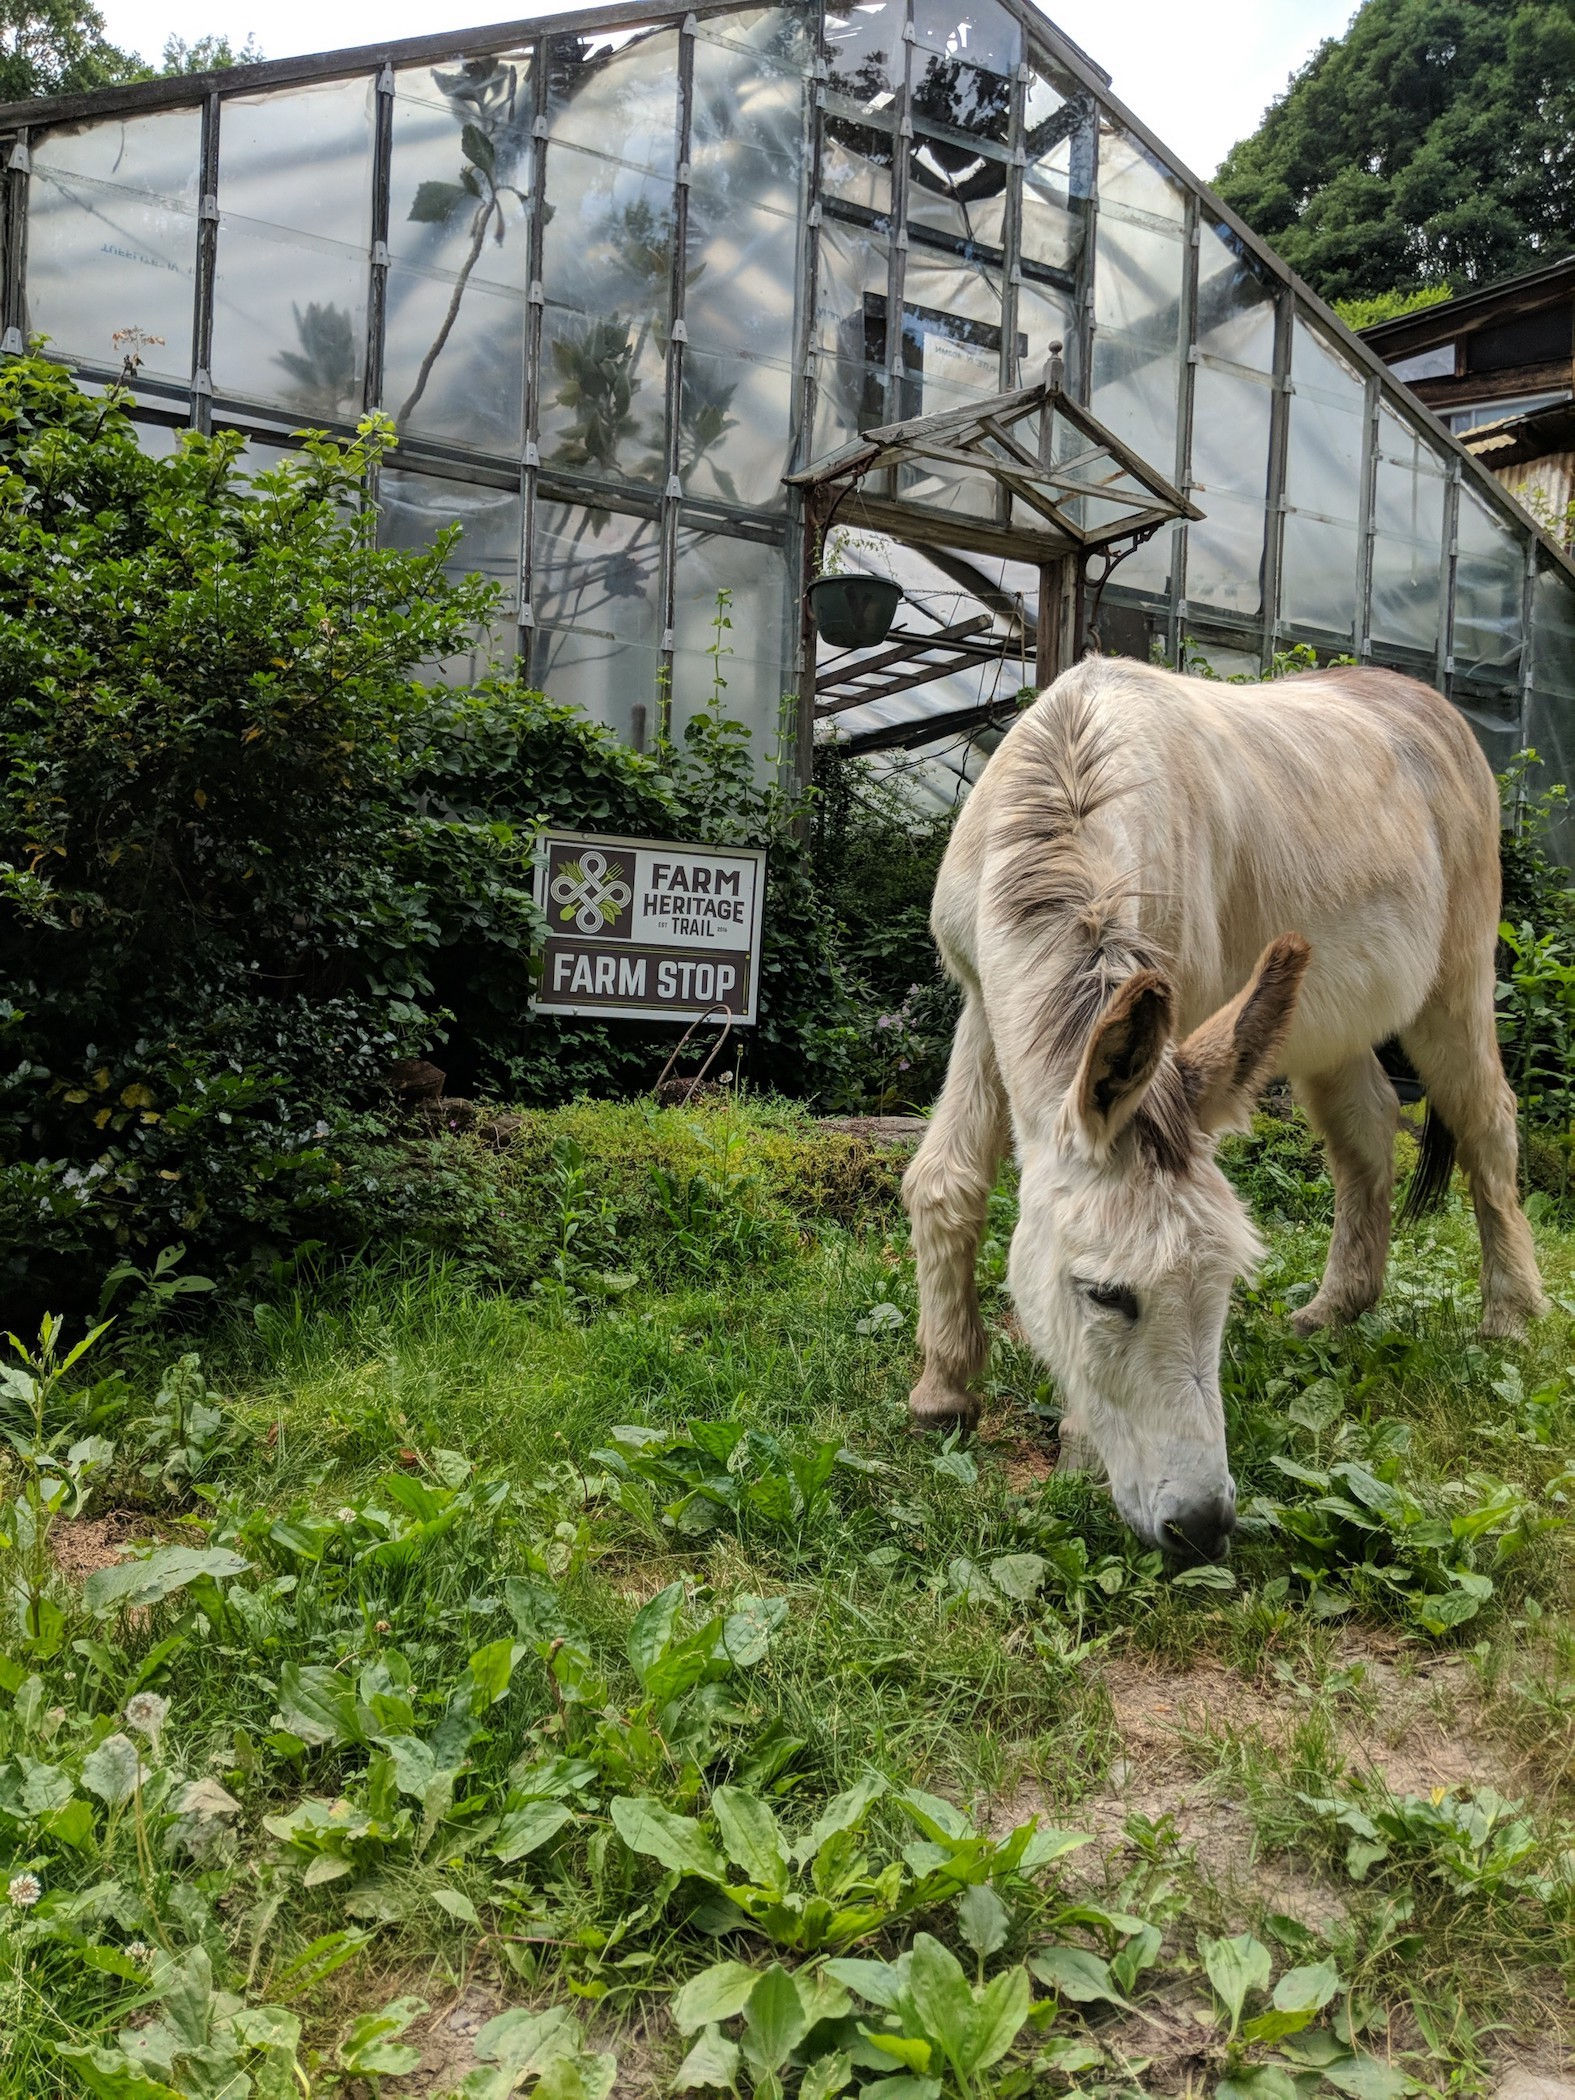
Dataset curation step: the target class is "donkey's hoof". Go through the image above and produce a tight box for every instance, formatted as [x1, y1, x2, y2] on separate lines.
[1289, 1291, 1372, 1337]
[1479, 1292, 1548, 1340]
[907, 1374, 979, 1433]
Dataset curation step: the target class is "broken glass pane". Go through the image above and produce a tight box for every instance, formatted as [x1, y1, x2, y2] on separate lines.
[912, 54, 1011, 144]
[911, 0, 1021, 79]
[1369, 407, 1445, 655]
[28, 109, 200, 382]
[530, 498, 664, 742]
[213, 79, 375, 418]
[907, 134, 1009, 249]
[383, 54, 532, 452]
[1453, 480, 1523, 688]
[1021, 73, 1090, 274]
[824, 0, 904, 100]
[823, 120, 895, 214]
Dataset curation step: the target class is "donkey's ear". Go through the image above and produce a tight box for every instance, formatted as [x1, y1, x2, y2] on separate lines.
[1071, 969, 1174, 1150]
[1176, 933, 1311, 1134]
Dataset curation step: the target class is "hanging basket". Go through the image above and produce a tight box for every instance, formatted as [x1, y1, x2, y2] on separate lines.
[807, 573, 904, 648]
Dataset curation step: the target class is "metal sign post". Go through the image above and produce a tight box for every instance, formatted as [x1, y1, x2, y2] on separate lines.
[531, 830, 768, 1026]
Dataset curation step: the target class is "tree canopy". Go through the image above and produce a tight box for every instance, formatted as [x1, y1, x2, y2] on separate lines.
[0, 0, 139, 99]
[1216, 0, 1575, 305]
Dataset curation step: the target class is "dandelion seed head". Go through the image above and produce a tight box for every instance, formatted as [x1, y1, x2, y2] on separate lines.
[124, 1692, 169, 1739]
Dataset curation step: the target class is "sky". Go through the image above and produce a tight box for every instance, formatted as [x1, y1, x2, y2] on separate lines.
[94, 0, 1359, 179]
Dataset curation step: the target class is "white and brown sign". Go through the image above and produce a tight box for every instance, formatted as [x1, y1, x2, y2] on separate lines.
[531, 831, 767, 1025]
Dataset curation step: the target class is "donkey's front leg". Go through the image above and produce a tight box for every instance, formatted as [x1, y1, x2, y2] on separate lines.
[1289, 1053, 1399, 1333]
[902, 994, 1008, 1430]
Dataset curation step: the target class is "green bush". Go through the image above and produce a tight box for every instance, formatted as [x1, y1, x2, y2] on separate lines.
[0, 356, 858, 1304]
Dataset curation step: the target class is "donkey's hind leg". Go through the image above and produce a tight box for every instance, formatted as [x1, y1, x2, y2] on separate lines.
[902, 992, 1008, 1429]
[1290, 1050, 1400, 1334]
[1401, 990, 1547, 1337]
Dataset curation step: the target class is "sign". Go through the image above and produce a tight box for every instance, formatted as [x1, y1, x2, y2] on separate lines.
[532, 831, 768, 1025]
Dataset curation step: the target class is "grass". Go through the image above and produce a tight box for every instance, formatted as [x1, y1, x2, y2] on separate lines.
[3, 1097, 1575, 2098]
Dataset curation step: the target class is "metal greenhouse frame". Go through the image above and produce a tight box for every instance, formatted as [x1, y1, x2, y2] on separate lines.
[1, 0, 1571, 813]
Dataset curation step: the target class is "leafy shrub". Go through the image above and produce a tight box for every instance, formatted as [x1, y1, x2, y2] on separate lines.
[0, 356, 860, 1303]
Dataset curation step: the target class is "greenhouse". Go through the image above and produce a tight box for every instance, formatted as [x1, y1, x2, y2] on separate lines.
[2, 0, 1573, 815]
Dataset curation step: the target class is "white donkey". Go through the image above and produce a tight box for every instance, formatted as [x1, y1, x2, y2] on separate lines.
[903, 657, 1546, 1561]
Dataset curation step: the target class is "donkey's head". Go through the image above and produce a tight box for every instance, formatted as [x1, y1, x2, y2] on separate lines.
[1010, 934, 1311, 1563]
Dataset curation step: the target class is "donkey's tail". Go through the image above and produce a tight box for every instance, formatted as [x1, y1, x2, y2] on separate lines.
[1398, 1100, 1457, 1224]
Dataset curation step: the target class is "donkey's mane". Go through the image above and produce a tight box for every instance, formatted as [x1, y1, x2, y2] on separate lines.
[988, 684, 1195, 1176]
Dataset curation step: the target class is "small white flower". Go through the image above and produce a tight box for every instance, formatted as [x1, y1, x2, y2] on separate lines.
[125, 1940, 152, 1962]
[7, 1873, 41, 1908]
[336, 1506, 357, 1525]
[124, 1692, 169, 1741]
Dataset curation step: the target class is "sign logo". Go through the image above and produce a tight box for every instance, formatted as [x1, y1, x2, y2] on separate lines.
[532, 831, 767, 1026]
[550, 848, 632, 934]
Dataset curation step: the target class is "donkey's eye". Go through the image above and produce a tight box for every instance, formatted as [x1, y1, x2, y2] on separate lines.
[1083, 1281, 1140, 1320]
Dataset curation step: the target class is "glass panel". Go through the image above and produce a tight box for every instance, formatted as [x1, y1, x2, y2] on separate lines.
[1093, 206, 1184, 475]
[824, 0, 904, 99]
[911, 54, 1011, 144]
[28, 111, 200, 382]
[1370, 408, 1446, 655]
[547, 28, 679, 176]
[131, 417, 184, 458]
[1453, 481, 1524, 688]
[1099, 125, 1184, 226]
[384, 54, 532, 453]
[1187, 495, 1267, 621]
[539, 145, 672, 488]
[1532, 558, 1575, 698]
[530, 500, 663, 743]
[213, 80, 375, 418]
[813, 217, 890, 451]
[695, 6, 812, 78]
[1021, 73, 1090, 274]
[379, 467, 521, 612]
[1196, 221, 1275, 373]
[907, 135, 1009, 249]
[1281, 320, 1365, 640]
[672, 530, 791, 762]
[823, 118, 895, 214]
[1117, 518, 1176, 600]
[1191, 361, 1271, 503]
[1524, 691, 1575, 861]
[911, 0, 1021, 77]
[683, 33, 804, 508]
[1015, 275, 1075, 387]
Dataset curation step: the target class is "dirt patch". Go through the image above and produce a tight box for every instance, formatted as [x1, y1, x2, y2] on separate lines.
[51, 1512, 148, 1581]
[992, 1643, 1522, 1936]
[981, 1414, 1059, 1493]
[385, 1984, 666, 2099]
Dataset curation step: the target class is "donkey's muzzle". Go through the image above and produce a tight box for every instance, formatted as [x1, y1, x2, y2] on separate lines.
[1160, 1491, 1236, 1567]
